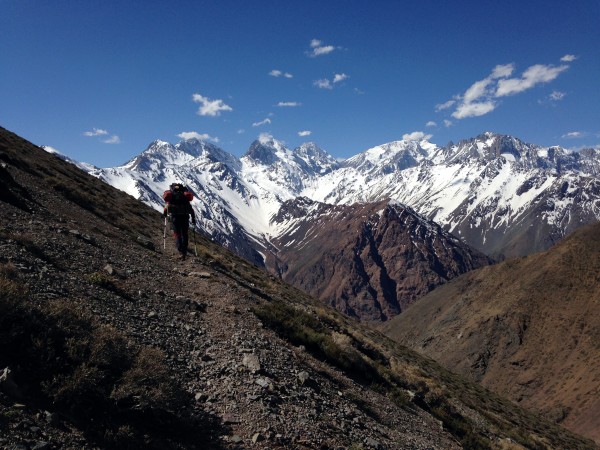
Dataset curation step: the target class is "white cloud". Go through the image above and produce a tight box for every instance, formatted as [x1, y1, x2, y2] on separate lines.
[452, 101, 496, 119]
[258, 132, 275, 143]
[269, 69, 293, 78]
[277, 101, 301, 107]
[314, 74, 351, 90]
[496, 64, 569, 97]
[549, 90, 566, 101]
[307, 38, 337, 57]
[442, 60, 570, 120]
[83, 127, 120, 144]
[353, 87, 365, 95]
[103, 135, 121, 144]
[192, 93, 233, 116]
[449, 65, 512, 119]
[561, 54, 577, 62]
[252, 118, 272, 127]
[463, 78, 494, 104]
[562, 131, 584, 139]
[83, 128, 108, 137]
[298, 130, 312, 137]
[237, 129, 245, 134]
[435, 100, 455, 112]
[177, 131, 219, 142]
[491, 63, 515, 79]
[313, 46, 335, 56]
[426, 121, 437, 127]
[314, 78, 333, 89]
[444, 119, 453, 128]
[403, 131, 433, 141]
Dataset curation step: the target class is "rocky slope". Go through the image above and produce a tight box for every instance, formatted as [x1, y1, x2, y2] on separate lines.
[2, 126, 598, 449]
[381, 221, 600, 444]
[267, 198, 491, 322]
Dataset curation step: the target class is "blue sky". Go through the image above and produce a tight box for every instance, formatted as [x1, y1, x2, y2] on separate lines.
[2, 0, 599, 167]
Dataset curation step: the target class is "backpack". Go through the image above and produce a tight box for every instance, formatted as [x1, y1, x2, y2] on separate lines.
[163, 183, 193, 215]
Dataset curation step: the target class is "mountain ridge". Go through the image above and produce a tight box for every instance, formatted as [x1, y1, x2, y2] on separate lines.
[84, 131, 600, 261]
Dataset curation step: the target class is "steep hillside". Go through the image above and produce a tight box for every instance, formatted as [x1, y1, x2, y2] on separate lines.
[2, 126, 598, 448]
[381, 222, 600, 443]
[268, 198, 491, 321]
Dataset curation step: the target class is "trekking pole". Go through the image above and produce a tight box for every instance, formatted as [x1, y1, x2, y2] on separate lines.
[192, 220, 198, 257]
[163, 216, 167, 250]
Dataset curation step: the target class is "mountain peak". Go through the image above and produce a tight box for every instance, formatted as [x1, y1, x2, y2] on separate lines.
[293, 142, 339, 175]
[343, 139, 434, 173]
[119, 138, 242, 174]
[245, 135, 289, 165]
[174, 138, 209, 157]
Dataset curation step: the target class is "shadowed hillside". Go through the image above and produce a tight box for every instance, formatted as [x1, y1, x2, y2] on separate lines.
[382, 222, 600, 443]
[1, 126, 597, 449]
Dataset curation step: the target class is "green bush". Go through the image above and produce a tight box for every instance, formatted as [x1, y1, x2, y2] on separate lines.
[111, 347, 186, 413]
[86, 272, 132, 300]
[86, 271, 115, 289]
[0, 263, 25, 304]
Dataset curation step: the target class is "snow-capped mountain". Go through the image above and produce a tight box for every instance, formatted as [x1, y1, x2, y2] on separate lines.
[86, 132, 600, 263]
[305, 133, 600, 257]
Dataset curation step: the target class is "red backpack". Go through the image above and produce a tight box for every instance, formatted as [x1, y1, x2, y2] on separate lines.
[163, 183, 193, 215]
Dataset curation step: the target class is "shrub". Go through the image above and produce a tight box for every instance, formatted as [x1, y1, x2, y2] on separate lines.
[111, 347, 186, 414]
[85, 272, 132, 300]
[86, 271, 115, 289]
[0, 263, 25, 304]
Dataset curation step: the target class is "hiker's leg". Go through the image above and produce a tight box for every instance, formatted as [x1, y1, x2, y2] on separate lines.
[181, 220, 190, 255]
[172, 216, 185, 253]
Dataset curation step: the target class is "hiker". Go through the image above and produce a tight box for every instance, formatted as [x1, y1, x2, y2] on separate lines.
[163, 183, 196, 260]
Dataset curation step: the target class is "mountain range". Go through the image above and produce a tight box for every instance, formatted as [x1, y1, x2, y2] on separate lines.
[76, 132, 600, 320]
[5, 125, 599, 448]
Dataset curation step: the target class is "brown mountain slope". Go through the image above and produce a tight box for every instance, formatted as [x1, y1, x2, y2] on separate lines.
[267, 198, 491, 322]
[381, 221, 600, 442]
[1, 125, 597, 449]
